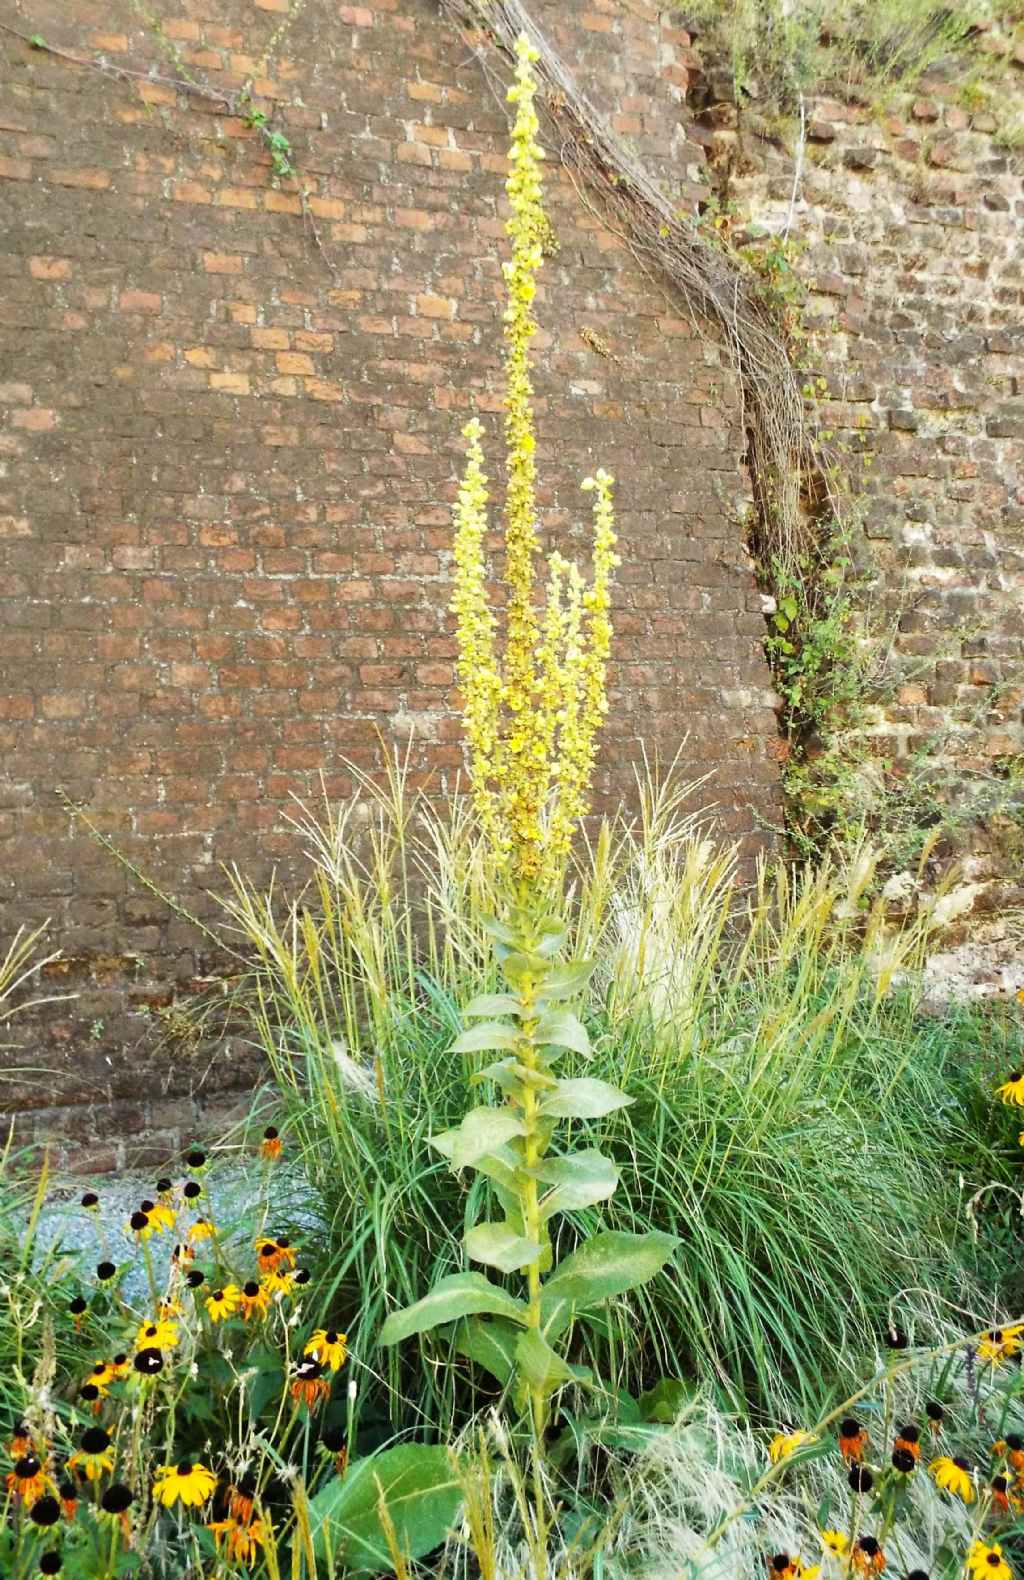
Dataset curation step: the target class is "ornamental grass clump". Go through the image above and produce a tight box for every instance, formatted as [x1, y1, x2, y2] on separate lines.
[379, 30, 676, 1563]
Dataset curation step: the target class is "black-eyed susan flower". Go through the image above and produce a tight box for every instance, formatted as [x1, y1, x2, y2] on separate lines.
[891, 1448, 916, 1475]
[929, 1454, 974, 1502]
[208, 1514, 269, 1565]
[820, 1531, 848, 1557]
[153, 1460, 217, 1509]
[171, 1242, 193, 1267]
[227, 1472, 257, 1524]
[905, 1572, 929, 1580]
[9, 1421, 33, 1456]
[967, 1542, 1012, 1580]
[158, 1298, 183, 1320]
[81, 1191, 99, 1212]
[304, 1328, 348, 1372]
[58, 1478, 77, 1518]
[924, 1400, 944, 1434]
[189, 1218, 215, 1243]
[990, 1473, 1022, 1516]
[127, 1209, 155, 1243]
[182, 1180, 203, 1205]
[184, 1148, 207, 1171]
[994, 1432, 1024, 1471]
[96, 1260, 118, 1284]
[239, 1281, 269, 1322]
[29, 1494, 60, 1527]
[260, 1126, 282, 1161]
[978, 1326, 1024, 1367]
[996, 1072, 1024, 1106]
[205, 1286, 241, 1323]
[110, 1352, 130, 1378]
[6, 1454, 50, 1507]
[68, 1295, 87, 1330]
[79, 1383, 103, 1413]
[138, 1198, 176, 1233]
[185, 1269, 206, 1289]
[320, 1424, 348, 1476]
[132, 1346, 164, 1377]
[848, 1465, 874, 1493]
[893, 1424, 921, 1461]
[293, 1267, 311, 1286]
[290, 1357, 330, 1411]
[156, 1176, 174, 1199]
[839, 1417, 867, 1463]
[99, 1481, 134, 1536]
[40, 1556, 62, 1578]
[68, 1426, 114, 1482]
[135, 1318, 179, 1352]
[256, 1237, 296, 1273]
[261, 1268, 295, 1297]
[768, 1428, 816, 1463]
[850, 1536, 885, 1574]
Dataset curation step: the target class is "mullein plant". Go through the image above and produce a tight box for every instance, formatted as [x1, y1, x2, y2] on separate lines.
[379, 29, 678, 1551]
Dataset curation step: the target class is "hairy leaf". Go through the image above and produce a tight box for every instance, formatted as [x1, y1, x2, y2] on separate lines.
[539, 1078, 633, 1119]
[461, 993, 524, 1019]
[515, 1326, 576, 1393]
[534, 1009, 591, 1057]
[540, 1231, 679, 1336]
[429, 1107, 526, 1169]
[450, 1022, 520, 1055]
[465, 1221, 542, 1274]
[379, 1272, 527, 1345]
[309, 1444, 461, 1572]
[454, 1316, 520, 1385]
[534, 1149, 620, 1218]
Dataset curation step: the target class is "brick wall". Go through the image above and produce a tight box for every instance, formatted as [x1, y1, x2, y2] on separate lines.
[689, 53, 1024, 900]
[0, 0, 782, 1165]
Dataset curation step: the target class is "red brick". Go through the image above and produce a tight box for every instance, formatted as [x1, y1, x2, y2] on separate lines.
[12, 408, 57, 431]
[29, 256, 72, 280]
[119, 290, 162, 315]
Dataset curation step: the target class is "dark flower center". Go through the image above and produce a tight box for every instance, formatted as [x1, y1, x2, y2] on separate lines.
[259, 1243, 276, 1259]
[130, 1211, 149, 1231]
[294, 1269, 310, 1284]
[81, 1192, 98, 1207]
[1006, 1433, 1023, 1450]
[40, 1554, 62, 1576]
[156, 1177, 172, 1192]
[848, 1467, 873, 1492]
[102, 1483, 133, 1513]
[325, 1330, 338, 1343]
[183, 1182, 201, 1199]
[925, 1400, 944, 1420]
[97, 1261, 116, 1280]
[113, 1353, 127, 1365]
[140, 1200, 155, 1213]
[896, 1424, 919, 1443]
[892, 1449, 915, 1473]
[264, 1127, 278, 1139]
[953, 1456, 970, 1472]
[82, 1427, 110, 1452]
[186, 1270, 205, 1288]
[69, 1296, 87, 1314]
[840, 1418, 860, 1437]
[277, 1235, 290, 1248]
[857, 1538, 879, 1556]
[30, 1495, 60, 1526]
[176, 1460, 193, 1477]
[15, 1456, 40, 1478]
[993, 1475, 1009, 1492]
[771, 1557, 790, 1572]
[134, 1348, 163, 1374]
[79, 1384, 100, 1400]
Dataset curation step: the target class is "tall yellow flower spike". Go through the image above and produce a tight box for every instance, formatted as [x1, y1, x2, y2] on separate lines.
[451, 33, 620, 892]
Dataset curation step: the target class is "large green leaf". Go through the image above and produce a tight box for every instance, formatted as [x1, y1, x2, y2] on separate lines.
[461, 992, 523, 1018]
[379, 1272, 527, 1345]
[429, 1107, 526, 1169]
[450, 1022, 520, 1055]
[454, 1316, 520, 1385]
[534, 1149, 620, 1219]
[465, 1221, 542, 1274]
[539, 1078, 633, 1119]
[474, 1058, 556, 1094]
[310, 1444, 462, 1572]
[534, 1009, 591, 1057]
[540, 1231, 679, 1336]
[515, 1327, 576, 1393]
[537, 960, 595, 1001]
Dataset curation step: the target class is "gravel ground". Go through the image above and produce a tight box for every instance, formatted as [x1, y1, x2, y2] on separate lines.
[35, 1162, 319, 1304]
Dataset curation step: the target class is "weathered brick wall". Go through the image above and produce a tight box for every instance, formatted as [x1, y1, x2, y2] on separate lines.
[0, 0, 782, 1165]
[687, 47, 1024, 902]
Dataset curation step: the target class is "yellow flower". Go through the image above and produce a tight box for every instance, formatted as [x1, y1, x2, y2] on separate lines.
[447, 32, 617, 889]
[261, 1268, 295, 1297]
[153, 1459, 217, 1508]
[977, 1325, 1024, 1366]
[967, 1542, 1012, 1580]
[189, 1218, 215, 1242]
[929, 1454, 974, 1501]
[996, 1071, 1024, 1106]
[135, 1318, 180, 1352]
[304, 1328, 348, 1372]
[239, 1281, 270, 1321]
[205, 1285, 241, 1323]
[768, 1429, 816, 1463]
[139, 1199, 176, 1232]
[5, 1454, 51, 1507]
[68, 1427, 114, 1482]
[820, 1531, 848, 1556]
[255, 1237, 297, 1272]
[209, 1515, 269, 1566]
